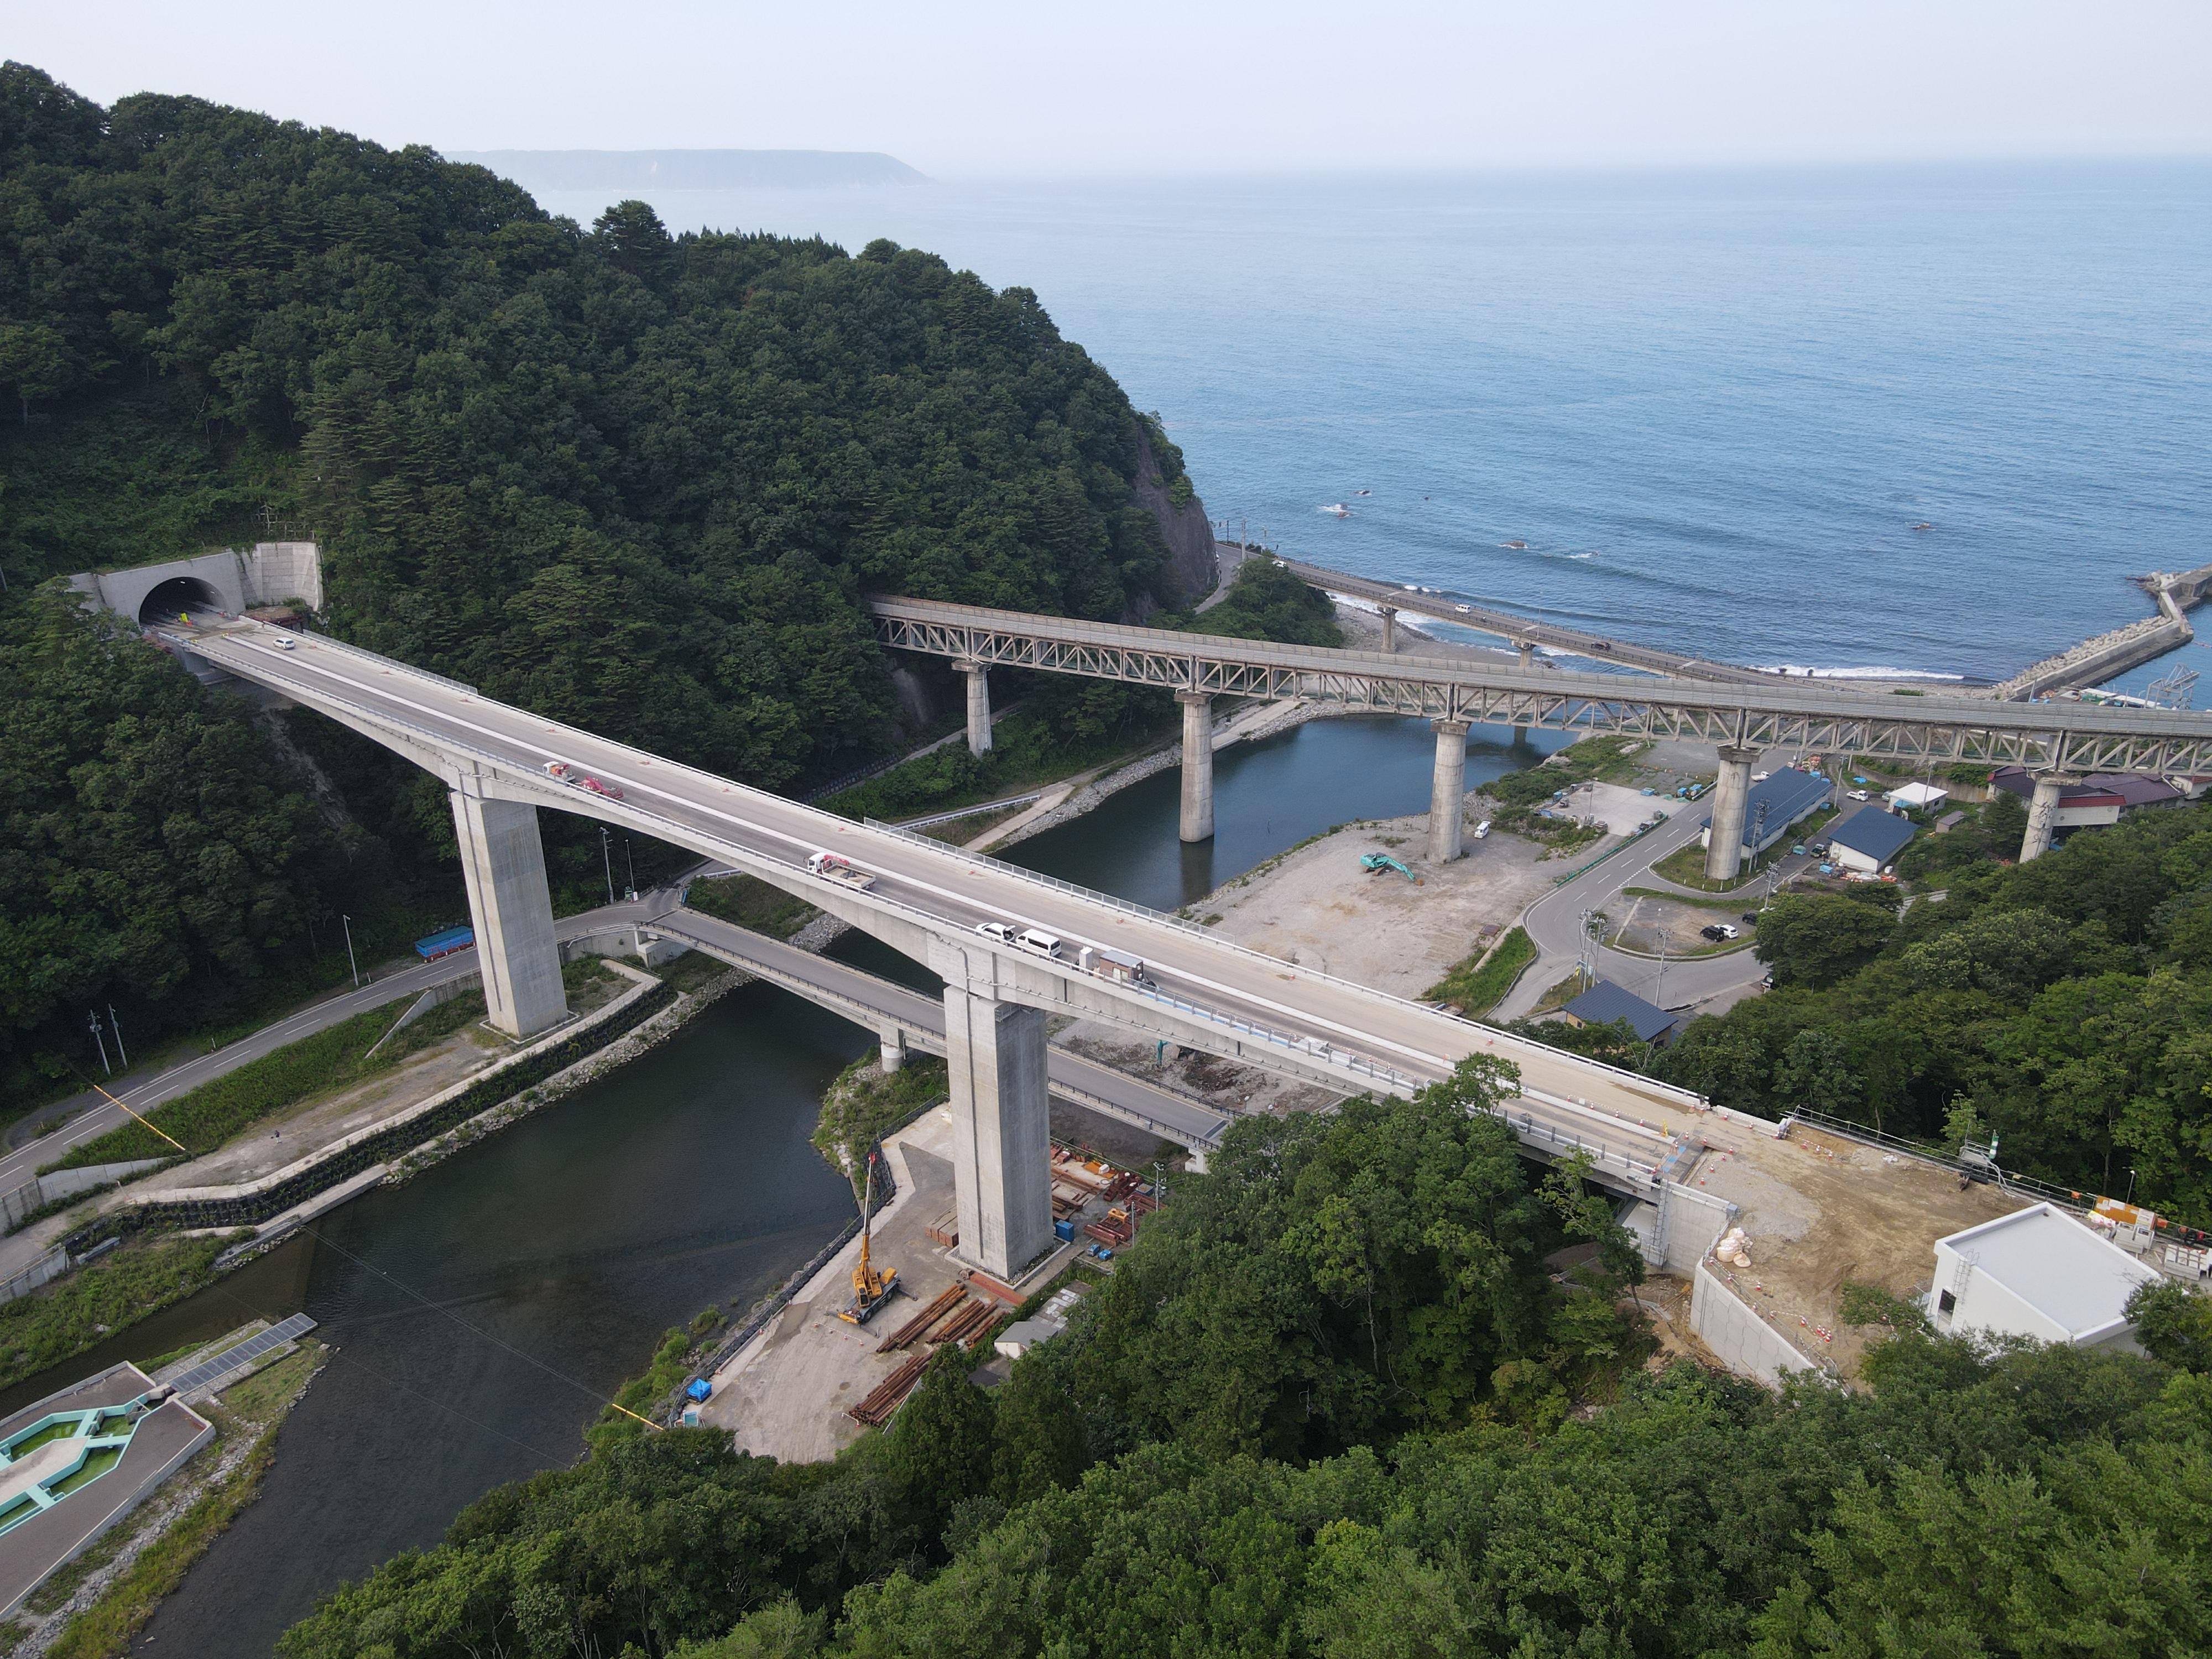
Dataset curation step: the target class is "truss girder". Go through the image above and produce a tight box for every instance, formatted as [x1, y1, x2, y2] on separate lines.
[872, 607, 2212, 777]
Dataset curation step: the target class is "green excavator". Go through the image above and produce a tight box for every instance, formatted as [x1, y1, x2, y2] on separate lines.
[1359, 853, 1418, 883]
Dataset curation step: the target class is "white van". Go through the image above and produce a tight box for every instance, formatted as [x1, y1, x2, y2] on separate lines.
[1019, 928, 1065, 961]
[1471, 820, 1491, 839]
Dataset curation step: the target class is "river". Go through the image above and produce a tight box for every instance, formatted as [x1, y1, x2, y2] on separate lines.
[98, 712, 1551, 1655]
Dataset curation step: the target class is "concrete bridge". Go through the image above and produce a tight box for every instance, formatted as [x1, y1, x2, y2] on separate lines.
[869, 596, 2212, 877]
[163, 619, 1694, 1284]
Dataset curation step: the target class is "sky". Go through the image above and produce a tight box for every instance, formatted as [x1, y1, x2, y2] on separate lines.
[12, 1, 2212, 176]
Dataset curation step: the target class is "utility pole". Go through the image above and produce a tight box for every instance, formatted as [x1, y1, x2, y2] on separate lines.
[624, 837, 637, 902]
[108, 1005, 128, 1069]
[600, 827, 615, 906]
[342, 914, 361, 988]
[1653, 935, 1668, 1004]
[87, 1011, 111, 1077]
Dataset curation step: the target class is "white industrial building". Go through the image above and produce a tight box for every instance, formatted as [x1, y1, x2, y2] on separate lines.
[1929, 1203, 2162, 1352]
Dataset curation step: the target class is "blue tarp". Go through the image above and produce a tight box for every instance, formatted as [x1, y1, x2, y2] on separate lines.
[414, 926, 476, 960]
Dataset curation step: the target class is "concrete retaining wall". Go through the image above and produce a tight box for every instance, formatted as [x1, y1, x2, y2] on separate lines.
[68, 543, 323, 625]
[1690, 1261, 1820, 1386]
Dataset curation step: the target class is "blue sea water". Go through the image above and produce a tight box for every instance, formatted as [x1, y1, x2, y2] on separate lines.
[539, 164, 2212, 693]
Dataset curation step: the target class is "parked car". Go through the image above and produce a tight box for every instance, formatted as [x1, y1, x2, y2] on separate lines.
[1741, 912, 1760, 925]
[1848, 788, 1870, 801]
[975, 921, 1017, 945]
[1700, 925, 1727, 942]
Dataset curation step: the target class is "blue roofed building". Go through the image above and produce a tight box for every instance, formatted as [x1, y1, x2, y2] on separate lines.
[1825, 804, 1916, 873]
[1561, 979, 1678, 1045]
[1698, 767, 1833, 858]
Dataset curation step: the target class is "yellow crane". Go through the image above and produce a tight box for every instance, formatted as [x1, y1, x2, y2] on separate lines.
[838, 1148, 899, 1325]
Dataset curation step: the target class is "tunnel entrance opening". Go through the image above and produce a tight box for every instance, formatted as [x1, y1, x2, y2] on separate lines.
[137, 576, 223, 626]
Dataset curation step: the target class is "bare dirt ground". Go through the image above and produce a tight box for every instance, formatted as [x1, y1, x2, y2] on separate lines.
[1688, 1123, 2020, 1379]
[1194, 812, 1565, 1000]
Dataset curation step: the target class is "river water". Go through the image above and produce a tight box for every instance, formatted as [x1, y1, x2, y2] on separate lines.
[102, 713, 1547, 1655]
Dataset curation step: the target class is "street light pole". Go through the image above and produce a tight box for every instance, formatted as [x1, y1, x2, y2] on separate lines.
[87, 1011, 111, 1077]
[624, 837, 637, 902]
[342, 914, 361, 988]
[108, 1005, 128, 1068]
[600, 827, 615, 906]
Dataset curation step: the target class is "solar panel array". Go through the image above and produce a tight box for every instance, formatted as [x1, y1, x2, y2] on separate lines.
[165, 1313, 317, 1396]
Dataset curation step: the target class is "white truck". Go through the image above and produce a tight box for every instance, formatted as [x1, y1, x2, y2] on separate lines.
[805, 851, 876, 891]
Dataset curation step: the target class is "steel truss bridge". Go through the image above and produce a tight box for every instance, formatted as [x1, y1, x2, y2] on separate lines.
[870, 597, 2212, 777]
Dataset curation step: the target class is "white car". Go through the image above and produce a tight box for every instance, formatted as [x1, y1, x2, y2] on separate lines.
[1848, 788, 1870, 801]
[274, 635, 297, 651]
[975, 921, 1017, 945]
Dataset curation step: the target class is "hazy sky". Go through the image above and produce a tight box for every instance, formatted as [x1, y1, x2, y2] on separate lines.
[15, 2, 2211, 175]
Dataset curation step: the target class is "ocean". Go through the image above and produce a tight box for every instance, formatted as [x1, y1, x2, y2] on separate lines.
[537, 163, 2212, 695]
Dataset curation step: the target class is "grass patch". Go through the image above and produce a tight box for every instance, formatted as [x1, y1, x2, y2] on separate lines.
[1620, 886, 1762, 913]
[645, 949, 734, 995]
[684, 873, 818, 940]
[44, 988, 492, 1173]
[1484, 734, 1646, 808]
[1425, 926, 1536, 1017]
[0, 1235, 229, 1392]
[1489, 804, 1608, 857]
[42, 1342, 325, 1659]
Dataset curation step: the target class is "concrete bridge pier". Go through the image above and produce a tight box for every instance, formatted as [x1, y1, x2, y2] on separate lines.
[450, 787, 568, 1038]
[1428, 719, 1470, 863]
[1378, 606, 1397, 653]
[1515, 639, 1535, 670]
[941, 986, 1052, 1280]
[1177, 690, 1215, 842]
[1702, 745, 1760, 883]
[956, 660, 993, 758]
[878, 1024, 910, 1073]
[2020, 771, 2077, 862]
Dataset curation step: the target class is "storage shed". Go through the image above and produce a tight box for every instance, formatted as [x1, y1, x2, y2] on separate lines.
[1929, 1203, 2162, 1352]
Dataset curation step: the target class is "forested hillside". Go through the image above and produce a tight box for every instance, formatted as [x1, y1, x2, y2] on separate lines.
[0, 61, 1212, 1094]
[278, 1060, 2212, 1658]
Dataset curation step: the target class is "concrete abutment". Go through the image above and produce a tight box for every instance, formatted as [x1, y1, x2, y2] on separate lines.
[1428, 718, 1470, 864]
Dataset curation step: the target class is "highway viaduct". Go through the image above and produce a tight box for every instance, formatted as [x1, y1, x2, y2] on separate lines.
[163, 620, 1699, 1287]
[870, 597, 2212, 880]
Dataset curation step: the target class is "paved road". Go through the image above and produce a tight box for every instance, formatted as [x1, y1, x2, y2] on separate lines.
[1496, 791, 1776, 1024]
[652, 908, 1234, 1150]
[174, 621, 1697, 1184]
[0, 894, 674, 1199]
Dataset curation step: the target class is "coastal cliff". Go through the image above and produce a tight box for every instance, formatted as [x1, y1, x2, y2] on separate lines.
[1131, 421, 1219, 607]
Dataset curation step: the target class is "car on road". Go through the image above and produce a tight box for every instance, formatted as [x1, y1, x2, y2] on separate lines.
[1019, 928, 1067, 961]
[975, 921, 1017, 945]
[275, 635, 296, 651]
[1472, 820, 1491, 839]
[580, 776, 624, 800]
[1848, 788, 1870, 800]
[542, 760, 572, 781]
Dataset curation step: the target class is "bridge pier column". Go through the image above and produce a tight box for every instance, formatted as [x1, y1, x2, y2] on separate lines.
[1701, 745, 1760, 884]
[1378, 606, 1397, 653]
[1511, 641, 1535, 728]
[1177, 690, 1214, 843]
[1428, 719, 1471, 863]
[2020, 771, 2077, 862]
[878, 1025, 909, 1073]
[450, 789, 568, 1039]
[955, 660, 993, 758]
[942, 987, 1052, 1281]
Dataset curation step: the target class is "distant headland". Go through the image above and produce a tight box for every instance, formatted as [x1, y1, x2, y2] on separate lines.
[447, 149, 929, 192]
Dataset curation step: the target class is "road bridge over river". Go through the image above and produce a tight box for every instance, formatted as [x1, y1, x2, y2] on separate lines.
[870, 596, 2212, 877]
[164, 620, 1694, 1282]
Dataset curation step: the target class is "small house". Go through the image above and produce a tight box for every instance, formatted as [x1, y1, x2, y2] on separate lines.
[1930, 1203, 2162, 1352]
[1885, 781, 1948, 813]
[1825, 805, 1915, 873]
[1562, 979, 1678, 1045]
